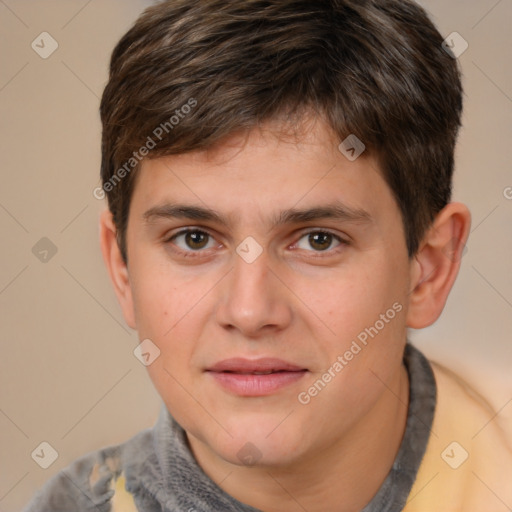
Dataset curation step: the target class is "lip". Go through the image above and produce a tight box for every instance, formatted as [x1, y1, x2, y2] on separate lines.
[206, 358, 308, 397]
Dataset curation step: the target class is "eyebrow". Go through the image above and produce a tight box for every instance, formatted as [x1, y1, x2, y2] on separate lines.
[142, 201, 373, 229]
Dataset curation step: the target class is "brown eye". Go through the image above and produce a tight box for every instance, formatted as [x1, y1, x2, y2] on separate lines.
[185, 231, 209, 249]
[296, 231, 343, 252]
[309, 232, 333, 251]
[171, 230, 215, 251]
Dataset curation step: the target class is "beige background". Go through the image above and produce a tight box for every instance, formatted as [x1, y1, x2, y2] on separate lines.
[0, 0, 511, 510]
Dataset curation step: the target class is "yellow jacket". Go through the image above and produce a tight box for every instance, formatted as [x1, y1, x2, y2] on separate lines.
[404, 361, 512, 512]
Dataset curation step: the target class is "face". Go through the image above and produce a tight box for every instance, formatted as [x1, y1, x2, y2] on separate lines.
[121, 117, 415, 468]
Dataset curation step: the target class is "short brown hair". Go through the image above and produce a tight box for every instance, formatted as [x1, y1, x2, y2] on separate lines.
[100, 0, 463, 262]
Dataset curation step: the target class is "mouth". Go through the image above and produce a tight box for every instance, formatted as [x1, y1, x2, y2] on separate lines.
[206, 358, 308, 396]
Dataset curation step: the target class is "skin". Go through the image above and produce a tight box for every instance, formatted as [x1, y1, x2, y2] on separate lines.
[100, 115, 471, 512]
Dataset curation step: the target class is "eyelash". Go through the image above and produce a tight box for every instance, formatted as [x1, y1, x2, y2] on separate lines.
[165, 228, 349, 259]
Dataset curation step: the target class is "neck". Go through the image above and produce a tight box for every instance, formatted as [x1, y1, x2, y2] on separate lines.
[188, 363, 409, 512]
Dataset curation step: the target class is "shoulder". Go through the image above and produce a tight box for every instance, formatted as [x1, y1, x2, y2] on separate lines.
[404, 359, 512, 512]
[23, 430, 151, 512]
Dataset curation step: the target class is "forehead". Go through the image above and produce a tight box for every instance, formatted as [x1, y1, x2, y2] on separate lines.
[130, 118, 398, 230]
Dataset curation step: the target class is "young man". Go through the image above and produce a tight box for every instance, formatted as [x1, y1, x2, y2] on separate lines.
[25, 0, 512, 511]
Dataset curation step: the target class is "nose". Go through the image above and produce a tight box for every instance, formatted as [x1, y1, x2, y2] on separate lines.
[215, 249, 293, 338]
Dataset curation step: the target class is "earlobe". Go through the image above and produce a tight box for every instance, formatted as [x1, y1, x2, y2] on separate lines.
[99, 210, 137, 329]
[406, 202, 471, 329]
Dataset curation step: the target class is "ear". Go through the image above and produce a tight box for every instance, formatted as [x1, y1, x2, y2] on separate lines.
[406, 202, 471, 329]
[99, 209, 136, 329]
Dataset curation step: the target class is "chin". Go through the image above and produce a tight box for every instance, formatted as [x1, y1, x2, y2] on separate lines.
[207, 419, 306, 468]
[172, 397, 313, 467]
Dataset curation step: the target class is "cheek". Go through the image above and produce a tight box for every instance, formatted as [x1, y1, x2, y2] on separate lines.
[323, 269, 390, 333]
[131, 280, 169, 338]
[321, 260, 407, 364]
[130, 262, 195, 338]
[130, 267, 205, 370]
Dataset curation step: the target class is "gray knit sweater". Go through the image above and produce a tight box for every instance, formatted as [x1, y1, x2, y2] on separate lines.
[24, 343, 436, 511]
